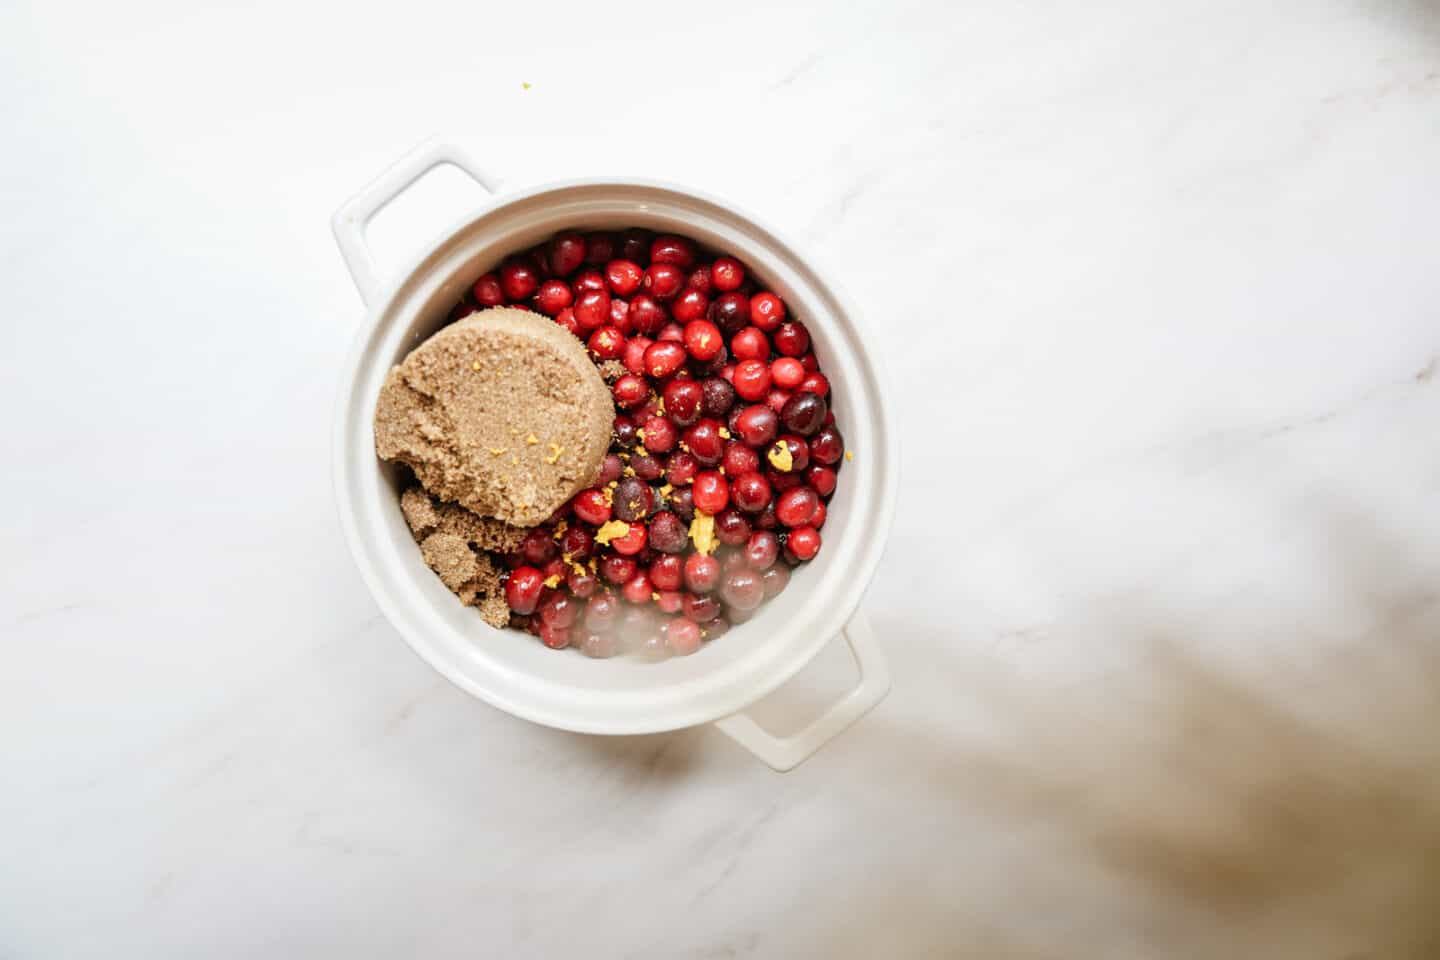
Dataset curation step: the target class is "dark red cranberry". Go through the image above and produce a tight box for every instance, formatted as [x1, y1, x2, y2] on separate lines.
[585, 591, 620, 629]
[649, 554, 684, 591]
[618, 228, 652, 262]
[613, 374, 649, 410]
[744, 530, 779, 570]
[749, 291, 785, 331]
[539, 622, 571, 649]
[648, 512, 689, 554]
[732, 360, 771, 401]
[776, 487, 819, 527]
[665, 450, 698, 487]
[712, 256, 745, 291]
[599, 554, 638, 585]
[572, 488, 611, 526]
[583, 232, 616, 266]
[731, 471, 772, 513]
[504, 566, 544, 614]
[754, 501, 779, 530]
[787, 526, 821, 560]
[567, 567, 598, 598]
[723, 440, 760, 476]
[708, 292, 750, 335]
[761, 564, 790, 598]
[628, 295, 667, 335]
[735, 404, 779, 447]
[726, 405, 745, 436]
[499, 259, 539, 301]
[773, 435, 810, 472]
[525, 244, 553, 279]
[649, 234, 696, 270]
[622, 335, 652, 374]
[770, 357, 805, 390]
[761, 388, 787, 416]
[692, 471, 729, 514]
[774, 320, 810, 357]
[540, 590, 580, 629]
[666, 617, 703, 655]
[655, 589, 684, 613]
[572, 268, 606, 293]
[801, 353, 819, 372]
[579, 630, 618, 658]
[683, 593, 721, 622]
[643, 263, 685, 300]
[542, 556, 568, 582]
[683, 553, 721, 593]
[561, 525, 594, 562]
[448, 300, 477, 323]
[672, 288, 710, 323]
[610, 522, 648, 556]
[731, 327, 768, 362]
[520, 528, 557, 565]
[683, 320, 724, 361]
[809, 425, 844, 465]
[686, 264, 713, 294]
[643, 341, 687, 379]
[662, 379, 703, 427]
[805, 464, 837, 497]
[547, 231, 586, 276]
[700, 377, 736, 417]
[715, 509, 752, 546]
[631, 452, 663, 481]
[683, 419, 724, 465]
[720, 568, 764, 612]
[612, 477, 653, 522]
[573, 289, 611, 331]
[669, 486, 695, 522]
[621, 571, 653, 604]
[780, 392, 826, 436]
[604, 259, 643, 296]
[799, 371, 829, 397]
[472, 273, 504, 306]
[598, 454, 624, 485]
[588, 326, 625, 361]
[768, 467, 802, 493]
[642, 416, 677, 453]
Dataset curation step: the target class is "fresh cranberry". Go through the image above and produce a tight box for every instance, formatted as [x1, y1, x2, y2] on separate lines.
[642, 416, 677, 453]
[805, 464, 837, 497]
[768, 467, 802, 492]
[554, 309, 579, 335]
[696, 378, 733, 418]
[599, 554, 638, 585]
[650, 235, 696, 270]
[473, 273, 505, 306]
[547, 231, 586, 276]
[561, 525, 594, 562]
[761, 564, 789, 598]
[708, 292, 750, 335]
[520, 528, 557, 565]
[686, 264, 713, 294]
[499, 259, 539, 301]
[743, 530, 779, 569]
[604, 259, 643, 296]
[780, 392, 826, 435]
[572, 488, 612, 526]
[749, 291, 785, 331]
[609, 297, 632, 332]
[666, 617, 703, 655]
[809, 425, 844, 465]
[572, 289, 611, 331]
[610, 521, 648, 556]
[787, 526, 821, 560]
[567, 268, 600, 294]
[579, 631, 618, 658]
[654, 323, 682, 345]
[621, 571, 653, 604]
[539, 622, 571, 649]
[661, 379, 702, 427]
[660, 449, 694, 486]
[613, 374, 649, 410]
[715, 509, 752, 546]
[692, 471, 729, 514]
[612, 477, 653, 522]
[631, 452, 663, 481]
[810, 500, 827, 528]
[613, 415, 638, 447]
[773, 435, 810, 472]
[648, 512, 689, 553]
[731, 471, 772, 513]
[683, 593, 721, 622]
[683, 419, 724, 465]
[720, 363, 736, 383]
[525, 245, 553, 279]
[734, 360, 775, 402]
[585, 591, 620, 629]
[628, 295, 667, 335]
[567, 567, 598, 598]
[540, 590, 580, 629]
[723, 441, 760, 476]
[770, 357, 805, 390]
[801, 353, 819, 372]
[583, 232, 616, 266]
[711, 256, 745, 291]
[643, 341, 687, 379]
[776, 487, 819, 527]
[683, 553, 721, 593]
[731, 327, 768, 362]
[618, 228, 652, 262]
[774, 320, 810, 357]
[720, 568, 764, 612]
[622, 335, 652, 374]
[448, 300, 477, 323]
[726, 405, 745, 436]
[649, 554, 684, 591]
[672, 288, 710, 324]
[655, 589, 684, 613]
[678, 319, 721, 362]
[754, 501, 779, 530]
[504, 566, 545, 614]
[798, 371, 829, 397]
[668, 486, 695, 522]
[643, 263, 685, 300]
[588, 326, 625, 361]
[735, 405, 779, 447]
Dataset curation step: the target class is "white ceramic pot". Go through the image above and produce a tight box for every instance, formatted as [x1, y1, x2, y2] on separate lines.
[331, 140, 897, 771]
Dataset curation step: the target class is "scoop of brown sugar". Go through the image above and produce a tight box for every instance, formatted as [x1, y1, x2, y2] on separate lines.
[375, 307, 613, 527]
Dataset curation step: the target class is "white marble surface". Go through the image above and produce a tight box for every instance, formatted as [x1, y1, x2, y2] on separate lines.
[5, 0, 1440, 956]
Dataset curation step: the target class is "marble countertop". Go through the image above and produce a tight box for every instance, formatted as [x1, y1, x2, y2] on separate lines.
[5, 0, 1440, 956]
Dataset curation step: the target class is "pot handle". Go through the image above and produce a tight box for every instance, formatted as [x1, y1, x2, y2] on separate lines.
[713, 610, 890, 772]
[331, 139, 499, 307]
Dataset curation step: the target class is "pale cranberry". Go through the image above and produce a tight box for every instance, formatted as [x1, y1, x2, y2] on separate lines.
[579, 631, 618, 658]
[622, 572, 653, 604]
[642, 416, 677, 453]
[650, 235, 696, 270]
[610, 522, 647, 556]
[628, 295, 667, 335]
[715, 509, 751, 546]
[573, 289, 612, 331]
[572, 488, 612, 526]
[672, 288, 710, 323]
[712, 256, 745, 291]
[735, 405, 779, 447]
[774, 320, 810, 356]
[744, 530, 779, 569]
[692, 471, 729, 514]
[655, 589, 684, 614]
[500, 259, 539, 301]
[683, 593, 721, 622]
[781, 392, 826, 435]
[704, 618, 731, 641]
[666, 617, 703, 655]
[731, 471, 772, 513]
[787, 526, 821, 560]
[605, 259, 643, 296]
[749, 291, 785, 331]
[776, 487, 819, 527]
[684, 553, 721, 593]
[473, 273, 504, 306]
[567, 567, 598, 598]
[799, 371, 829, 397]
[504, 566, 545, 614]
[644, 341, 687, 379]
[720, 568, 764, 612]
[708, 292, 750, 335]
[613, 374, 649, 409]
[649, 554, 684, 591]
[771, 357, 805, 390]
[600, 554, 637, 585]
[732, 359, 771, 401]
[700, 377, 736, 417]
[631, 451, 663, 481]
[723, 441, 760, 476]
[540, 591, 580, 630]
[583, 232, 616, 266]
[588, 326, 625, 361]
[644, 263, 685, 300]
[809, 425, 844, 465]
[585, 592, 620, 630]
[731, 327, 769, 362]
[623, 335, 652, 375]
[683, 419, 724, 465]
[539, 622, 571, 649]
[761, 564, 790, 598]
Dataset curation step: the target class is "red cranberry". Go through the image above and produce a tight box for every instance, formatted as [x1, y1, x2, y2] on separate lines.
[687, 264, 713, 294]
[731, 471, 772, 513]
[809, 425, 844, 465]
[583, 232, 616, 266]
[609, 297, 632, 332]
[642, 416, 677, 453]
[623, 335, 652, 374]
[768, 467, 802, 492]
[662, 379, 703, 427]
[720, 568, 764, 612]
[604, 259, 643, 296]
[773, 435, 810, 472]
[618, 228, 651, 262]
[473, 273, 505, 306]
[712, 256, 745, 291]
[547, 231, 586, 276]
[655, 589, 684, 613]
[504, 566, 544, 614]
[726, 405, 745, 436]
[610, 522, 647, 556]
[573, 289, 611, 331]
[810, 500, 827, 528]
[613, 374, 649, 410]
[540, 590, 580, 629]
[801, 353, 819, 372]
[668, 486, 695, 522]
[776, 487, 819, 527]
[579, 631, 618, 658]
[628, 295, 667, 335]
[613, 415, 638, 447]
[567, 567, 598, 598]
[732, 360, 771, 401]
[787, 525, 821, 560]
[683, 320, 724, 361]
[744, 530, 779, 569]
[770, 357, 805, 390]
[684, 553, 721, 593]
[754, 501, 779, 530]
[572, 488, 611, 526]
[700, 377, 736, 417]
[649, 554, 683, 590]
[572, 270, 607, 296]
[723, 440, 760, 476]
[774, 320, 810, 357]
[735, 405, 779, 447]
[621, 571, 653, 604]
[666, 617, 703, 655]
[499, 259, 539, 301]
[799, 371, 829, 397]
[644, 341, 687, 379]
[806, 464, 836, 497]
[663, 450, 696, 486]
[560, 525, 594, 562]
[780, 392, 826, 436]
[683, 419, 724, 465]
[520, 528, 557, 565]
[644, 263, 685, 300]
[554, 309, 579, 335]
[631, 451, 663, 481]
[612, 477, 654, 522]
[731, 327, 769, 362]
[672, 288, 710, 323]
[648, 511, 689, 553]
[692, 471, 729, 514]
[761, 564, 790, 598]
[715, 509, 752, 546]
[600, 554, 638, 585]
[708, 292, 750, 335]
[720, 363, 736, 383]
[585, 591, 620, 629]
[539, 622, 571, 649]
[588, 326, 625, 361]
[762, 388, 788, 416]
[749, 291, 785, 331]
[649, 235, 696, 270]
[683, 593, 721, 622]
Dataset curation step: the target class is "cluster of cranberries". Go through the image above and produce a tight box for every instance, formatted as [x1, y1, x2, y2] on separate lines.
[449, 228, 845, 657]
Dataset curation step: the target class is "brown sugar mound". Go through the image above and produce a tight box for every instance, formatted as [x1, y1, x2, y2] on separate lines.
[400, 486, 525, 627]
[374, 308, 613, 527]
